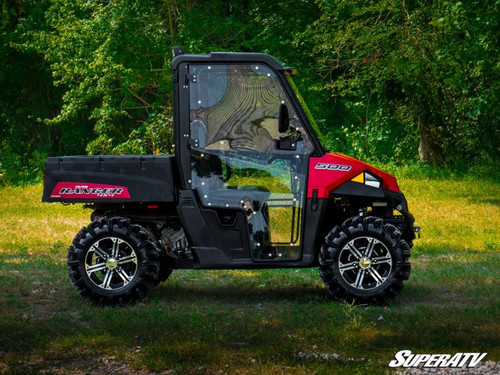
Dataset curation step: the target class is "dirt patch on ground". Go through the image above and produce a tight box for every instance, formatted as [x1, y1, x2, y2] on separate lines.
[395, 360, 499, 374]
[1, 355, 176, 375]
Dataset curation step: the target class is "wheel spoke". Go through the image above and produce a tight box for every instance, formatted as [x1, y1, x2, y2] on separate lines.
[365, 238, 376, 258]
[116, 268, 132, 284]
[368, 268, 385, 285]
[119, 254, 137, 265]
[92, 245, 108, 260]
[339, 261, 357, 272]
[101, 269, 114, 289]
[372, 255, 392, 264]
[111, 238, 121, 258]
[353, 270, 365, 289]
[347, 243, 363, 260]
[86, 263, 107, 274]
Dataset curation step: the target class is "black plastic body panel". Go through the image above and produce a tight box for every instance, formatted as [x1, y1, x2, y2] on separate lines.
[332, 181, 386, 198]
[42, 155, 177, 203]
[301, 196, 329, 266]
[176, 189, 252, 268]
[176, 190, 327, 269]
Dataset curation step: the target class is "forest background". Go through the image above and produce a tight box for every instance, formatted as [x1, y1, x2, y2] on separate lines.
[0, 0, 498, 185]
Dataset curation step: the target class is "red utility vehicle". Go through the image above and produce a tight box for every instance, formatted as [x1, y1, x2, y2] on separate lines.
[43, 49, 418, 305]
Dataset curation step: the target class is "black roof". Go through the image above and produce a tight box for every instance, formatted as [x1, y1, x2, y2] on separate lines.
[171, 51, 291, 71]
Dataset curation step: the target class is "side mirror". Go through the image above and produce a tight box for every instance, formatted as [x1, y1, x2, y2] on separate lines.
[278, 104, 290, 133]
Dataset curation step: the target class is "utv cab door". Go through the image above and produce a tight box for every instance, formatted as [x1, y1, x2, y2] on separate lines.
[180, 62, 314, 263]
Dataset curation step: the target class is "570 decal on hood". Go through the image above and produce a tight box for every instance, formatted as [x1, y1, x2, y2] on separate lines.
[50, 182, 130, 199]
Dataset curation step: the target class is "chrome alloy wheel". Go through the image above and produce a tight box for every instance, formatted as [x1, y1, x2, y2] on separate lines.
[338, 236, 392, 290]
[84, 237, 138, 291]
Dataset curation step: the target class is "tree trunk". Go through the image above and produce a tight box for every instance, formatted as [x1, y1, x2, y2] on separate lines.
[166, 0, 175, 39]
[418, 116, 431, 163]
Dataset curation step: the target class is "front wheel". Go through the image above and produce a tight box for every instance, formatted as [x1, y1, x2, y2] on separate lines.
[319, 216, 411, 305]
[67, 217, 160, 305]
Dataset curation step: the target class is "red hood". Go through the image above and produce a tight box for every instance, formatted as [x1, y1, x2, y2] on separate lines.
[307, 153, 400, 199]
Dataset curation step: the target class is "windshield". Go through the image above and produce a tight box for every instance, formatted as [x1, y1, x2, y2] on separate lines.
[284, 72, 326, 146]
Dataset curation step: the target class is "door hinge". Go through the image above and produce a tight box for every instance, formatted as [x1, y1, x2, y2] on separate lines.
[185, 73, 197, 85]
[187, 138, 199, 148]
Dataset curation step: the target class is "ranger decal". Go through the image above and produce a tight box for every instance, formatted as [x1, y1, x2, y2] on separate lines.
[50, 182, 131, 199]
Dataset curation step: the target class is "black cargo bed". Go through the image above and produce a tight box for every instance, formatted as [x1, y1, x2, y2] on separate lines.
[42, 155, 177, 203]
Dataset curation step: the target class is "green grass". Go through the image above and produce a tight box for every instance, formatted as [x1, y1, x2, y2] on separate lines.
[0, 177, 499, 374]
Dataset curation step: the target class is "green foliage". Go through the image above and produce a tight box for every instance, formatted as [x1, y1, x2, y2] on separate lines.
[112, 112, 175, 155]
[302, 0, 499, 166]
[20, 0, 175, 155]
[0, 0, 93, 184]
[0, 0, 498, 184]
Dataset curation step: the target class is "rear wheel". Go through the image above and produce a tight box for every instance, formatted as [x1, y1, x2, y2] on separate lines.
[319, 216, 411, 305]
[67, 217, 160, 305]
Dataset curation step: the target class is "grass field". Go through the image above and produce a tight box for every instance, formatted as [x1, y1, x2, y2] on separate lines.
[0, 175, 499, 374]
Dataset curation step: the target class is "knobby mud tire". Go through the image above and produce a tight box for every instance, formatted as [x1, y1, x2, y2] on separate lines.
[319, 216, 411, 305]
[67, 217, 160, 306]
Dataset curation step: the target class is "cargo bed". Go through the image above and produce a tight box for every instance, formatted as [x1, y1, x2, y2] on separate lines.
[42, 155, 177, 203]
